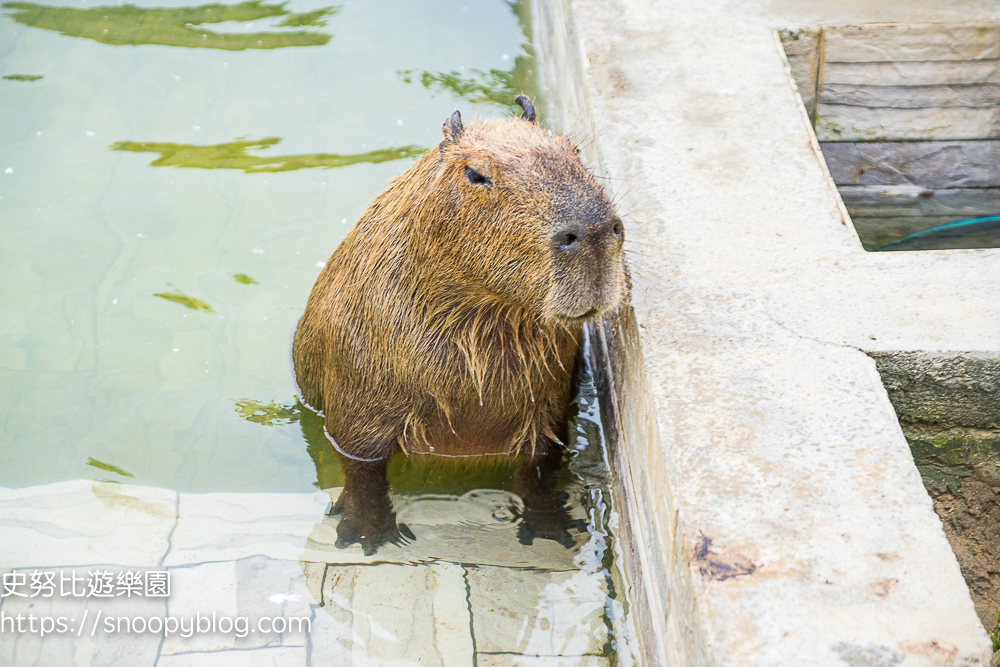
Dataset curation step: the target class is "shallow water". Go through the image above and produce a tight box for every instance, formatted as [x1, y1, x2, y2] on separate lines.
[0, 1, 640, 663]
[0, 0, 540, 491]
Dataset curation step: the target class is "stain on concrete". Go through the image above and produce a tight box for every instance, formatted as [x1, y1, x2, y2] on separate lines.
[608, 66, 631, 93]
[693, 534, 757, 581]
[871, 577, 898, 598]
[832, 642, 904, 667]
[899, 639, 959, 661]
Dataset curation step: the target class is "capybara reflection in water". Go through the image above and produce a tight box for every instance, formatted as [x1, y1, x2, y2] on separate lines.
[293, 96, 625, 554]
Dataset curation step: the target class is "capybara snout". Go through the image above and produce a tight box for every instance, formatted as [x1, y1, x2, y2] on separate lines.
[544, 189, 626, 322]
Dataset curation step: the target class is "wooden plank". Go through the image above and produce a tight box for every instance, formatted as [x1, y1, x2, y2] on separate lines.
[823, 60, 1000, 86]
[815, 105, 1000, 141]
[839, 185, 1000, 217]
[824, 23, 1000, 63]
[820, 141, 1000, 188]
[851, 215, 1000, 251]
[819, 83, 1000, 108]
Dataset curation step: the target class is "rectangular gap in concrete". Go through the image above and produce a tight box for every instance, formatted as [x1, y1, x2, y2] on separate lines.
[868, 351, 1000, 635]
[779, 23, 1000, 252]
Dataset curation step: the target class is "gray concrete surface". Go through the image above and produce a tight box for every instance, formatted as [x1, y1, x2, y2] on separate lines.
[534, 0, 1000, 665]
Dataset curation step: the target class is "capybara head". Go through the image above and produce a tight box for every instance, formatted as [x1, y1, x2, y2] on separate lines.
[422, 95, 626, 323]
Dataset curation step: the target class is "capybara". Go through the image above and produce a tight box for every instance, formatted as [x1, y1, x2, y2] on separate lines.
[293, 96, 625, 554]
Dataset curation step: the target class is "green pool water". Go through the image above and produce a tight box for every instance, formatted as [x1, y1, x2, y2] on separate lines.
[0, 0, 542, 492]
[0, 3, 644, 662]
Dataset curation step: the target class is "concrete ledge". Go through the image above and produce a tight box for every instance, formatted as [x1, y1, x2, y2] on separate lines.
[535, 0, 1000, 664]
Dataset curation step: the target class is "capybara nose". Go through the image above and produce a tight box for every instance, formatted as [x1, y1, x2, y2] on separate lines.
[610, 216, 624, 241]
[552, 216, 624, 254]
[551, 225, 584, 254]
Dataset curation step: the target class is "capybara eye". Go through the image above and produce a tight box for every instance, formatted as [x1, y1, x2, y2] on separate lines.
[465, 166, 490, 186]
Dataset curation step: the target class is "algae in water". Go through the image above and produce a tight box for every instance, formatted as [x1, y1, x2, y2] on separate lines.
[2, 0, 337, 50]
[86, 457, 135, 478]
[153, 290, 214, 312]
[111, 138, 425, 173]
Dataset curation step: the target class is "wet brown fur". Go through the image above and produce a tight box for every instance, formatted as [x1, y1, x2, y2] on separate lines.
[292, 101, 624, 552]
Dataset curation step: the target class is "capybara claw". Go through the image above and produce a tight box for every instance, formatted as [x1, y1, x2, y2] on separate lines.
[398, 523, 416, 541]
[386, 523, 416, 549]
[334, 512, 413, 555]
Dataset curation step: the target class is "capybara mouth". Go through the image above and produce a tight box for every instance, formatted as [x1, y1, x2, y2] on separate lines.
[557, 306, 599, 323]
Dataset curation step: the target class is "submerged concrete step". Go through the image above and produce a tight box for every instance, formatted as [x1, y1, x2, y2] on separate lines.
[301, 487, 590, 570]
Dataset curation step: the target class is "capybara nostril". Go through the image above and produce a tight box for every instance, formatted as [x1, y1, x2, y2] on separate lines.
[610, 216, 624, 240]
[552, 228, 581, 252]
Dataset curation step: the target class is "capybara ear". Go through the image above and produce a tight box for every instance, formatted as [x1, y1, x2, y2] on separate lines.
[443, 110, 464, 142]
[515, 95, 536, 124]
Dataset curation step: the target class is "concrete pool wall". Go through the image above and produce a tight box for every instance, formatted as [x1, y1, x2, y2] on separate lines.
[534, 0, 1000, 664]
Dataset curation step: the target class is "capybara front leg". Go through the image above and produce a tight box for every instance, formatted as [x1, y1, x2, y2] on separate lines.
[513, 440, 581, 548]
[331, 453, 415, 556]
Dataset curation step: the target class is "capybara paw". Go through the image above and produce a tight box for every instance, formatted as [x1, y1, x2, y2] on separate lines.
[334, 514, 415, 555]
[513, 503, 582, 549]
[516, 521, 576, 548]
